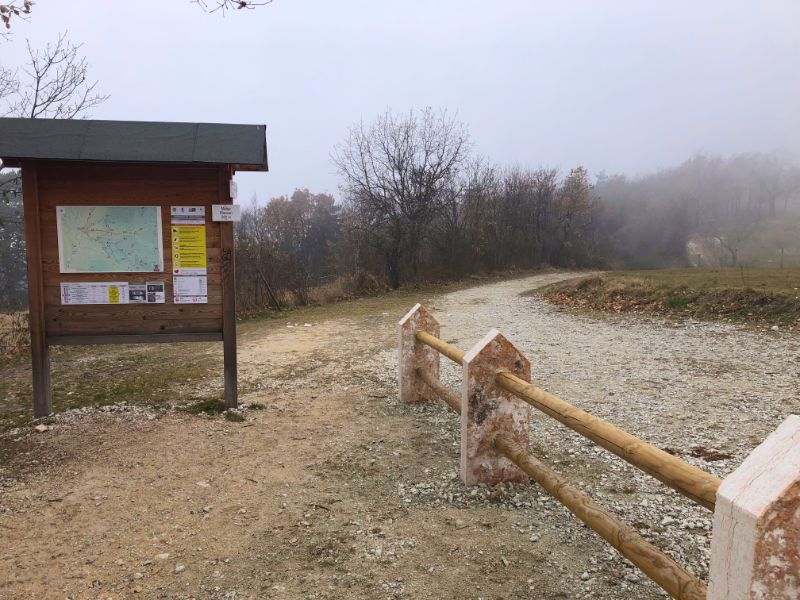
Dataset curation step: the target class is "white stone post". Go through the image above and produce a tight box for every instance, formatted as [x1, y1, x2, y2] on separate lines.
[398, 304, 440, 404]
[461, 329, 531, 485]
[708, 414, 800, 600]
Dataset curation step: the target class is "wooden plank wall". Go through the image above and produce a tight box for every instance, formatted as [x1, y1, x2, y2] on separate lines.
[36, 161, 227, 340]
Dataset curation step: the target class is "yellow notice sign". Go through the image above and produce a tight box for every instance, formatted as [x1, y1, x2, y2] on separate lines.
[171, 225, 207, 274]
[108, 285, 120, 304]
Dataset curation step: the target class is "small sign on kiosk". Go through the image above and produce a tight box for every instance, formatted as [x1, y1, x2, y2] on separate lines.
[212, 204, 242, 222]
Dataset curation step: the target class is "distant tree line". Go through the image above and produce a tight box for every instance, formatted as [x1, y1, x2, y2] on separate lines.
[594, 153, 800, 269]
[2, 108, 799, 312]
[235, 109, 601, 310]
[234, 109, 800, 311]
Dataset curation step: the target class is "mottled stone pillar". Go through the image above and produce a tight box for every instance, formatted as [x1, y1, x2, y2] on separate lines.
[398, 304, 440, 404]
[709, 414, 800, 600]
[461, 329, 531, 485]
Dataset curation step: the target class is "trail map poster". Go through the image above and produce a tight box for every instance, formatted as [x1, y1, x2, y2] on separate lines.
[56, 206, 164, 273]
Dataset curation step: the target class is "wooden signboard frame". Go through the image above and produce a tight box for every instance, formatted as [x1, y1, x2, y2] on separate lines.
[20, 160, 239, 417]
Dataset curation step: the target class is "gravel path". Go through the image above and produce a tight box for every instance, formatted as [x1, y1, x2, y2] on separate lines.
[376, 271, 800, 598]
[434, 272, 798, 459]
[2, 271, 797, 599]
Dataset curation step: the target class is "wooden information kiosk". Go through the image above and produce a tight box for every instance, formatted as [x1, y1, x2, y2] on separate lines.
[0, 118, 269, 417]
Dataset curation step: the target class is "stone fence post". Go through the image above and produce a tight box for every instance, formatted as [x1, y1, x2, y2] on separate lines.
[461, 329, 531, 485]
[708, 414, 800, 599]
[398, 304, 440, 404]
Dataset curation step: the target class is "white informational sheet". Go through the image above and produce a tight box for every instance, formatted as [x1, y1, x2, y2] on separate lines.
[174, 295, 209, 304]
[146, 282, 166, 304]
[60, 282, 129, 305]
[127, 281, 166, 304]
[128, 284, 147, 303]
[170, 205, 206, 225]
[173, 275, 207, 297]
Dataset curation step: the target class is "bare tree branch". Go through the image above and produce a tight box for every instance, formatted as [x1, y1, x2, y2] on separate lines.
[0, 65, 18, 101]
[193, 0, 273, 14]
[1, 33, 108, 194]
[0, 1, 32, 37]
[3, 32, 108, 120]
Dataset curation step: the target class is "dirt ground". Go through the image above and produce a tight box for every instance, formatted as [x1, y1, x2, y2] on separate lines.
[1, 272, 798, 600]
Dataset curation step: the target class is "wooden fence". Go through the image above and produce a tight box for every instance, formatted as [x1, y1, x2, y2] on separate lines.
[398, 304, 800, 600]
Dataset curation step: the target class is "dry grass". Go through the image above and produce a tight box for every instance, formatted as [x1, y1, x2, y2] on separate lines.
[537, 268, 800, 327]
[0, 312, 29, 355]
[306, 276, 353, 304]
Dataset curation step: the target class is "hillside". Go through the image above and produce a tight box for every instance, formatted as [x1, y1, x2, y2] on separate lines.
[539, 268, 800, 328]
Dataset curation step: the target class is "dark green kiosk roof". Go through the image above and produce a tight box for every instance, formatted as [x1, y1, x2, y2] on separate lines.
[0, 118, 268, 171]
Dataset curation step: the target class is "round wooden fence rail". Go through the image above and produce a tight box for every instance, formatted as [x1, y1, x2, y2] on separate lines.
[493, 432, 708, 600]
[403, 305, 800, 599]
[493, 370, 721, 511]
[414, 330, 720, 511]
[414, 330, 465, 364]
[415, 366, 461, 413]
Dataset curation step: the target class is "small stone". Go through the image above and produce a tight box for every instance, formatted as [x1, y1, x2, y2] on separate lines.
[174, 564, 186, 574]
[156, 553, 170, 561]
[500, 556, 510, 567]
[202, 506, 213, 513]
[581, 571, 590, 581]
[34, 424, 49, 433]
[133, 572, 143, 580]
[625, 572, 640, 583]
[196, 480, 211, 488]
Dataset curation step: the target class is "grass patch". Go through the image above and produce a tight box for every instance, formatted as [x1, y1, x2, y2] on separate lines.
[223, 410, 246, 422]
[0, 267, 549, 429]
[183, 398, 226, 416]
[182, 400, 246, 422]
[536, 268, 800, 326]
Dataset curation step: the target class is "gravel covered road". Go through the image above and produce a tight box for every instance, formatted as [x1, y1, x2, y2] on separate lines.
[376, 271, 800, 598]
[2, 271, 797, 600]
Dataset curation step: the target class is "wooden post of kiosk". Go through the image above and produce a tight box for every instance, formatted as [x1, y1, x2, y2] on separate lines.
[0, 118, 269, 417]
[218, 166, 238, 409]
[20, 161, 52, 416]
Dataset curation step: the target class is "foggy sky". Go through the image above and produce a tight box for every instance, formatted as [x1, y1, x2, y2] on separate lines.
[3, 1, 799, 204]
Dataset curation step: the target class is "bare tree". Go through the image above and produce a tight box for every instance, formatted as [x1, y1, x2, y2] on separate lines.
[3, 33, 108, 119]
[0, 32, 107, 308]
[713, 215, 761, 267]
[1, 32, 107, 180]
[333, 108, 469, 289]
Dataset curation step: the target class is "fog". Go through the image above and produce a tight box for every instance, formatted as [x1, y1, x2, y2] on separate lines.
[2, 1, 799, 202]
